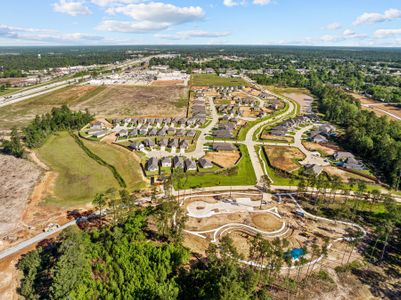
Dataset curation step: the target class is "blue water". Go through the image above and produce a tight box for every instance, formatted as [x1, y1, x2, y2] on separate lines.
[285, 248, 305, 260]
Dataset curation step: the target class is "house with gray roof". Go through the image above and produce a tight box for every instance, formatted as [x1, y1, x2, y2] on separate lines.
[334, 151, 355, 161]
[173, 156, 184, 169]
[212, 143, 236, 152]
[129, 141, 144, 151]
[160, 157, 172, 168]
[146, 158, 159, 172]
[143, 139, 155, 148]
[184, 159, 197, 171]
[198, 158, 213, 169]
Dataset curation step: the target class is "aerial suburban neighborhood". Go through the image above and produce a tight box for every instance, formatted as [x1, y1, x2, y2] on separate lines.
[0, 1, 400, 299]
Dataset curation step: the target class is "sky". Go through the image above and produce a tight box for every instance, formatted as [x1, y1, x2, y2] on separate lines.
[1, 0, 401, 46]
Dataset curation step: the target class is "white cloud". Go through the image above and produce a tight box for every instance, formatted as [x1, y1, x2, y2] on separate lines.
[223, 0, 270, 7]
[90, 0, 144, 7]
[325, 22, 341, 30]
[223, 0, 241, 7]
[53, 0, 92, 16]
[156, 30, 230, 40]
[342, 29, 367, 39]
[253, 0, 272, 5]
[374, 28, 401, 38]
[0, 24, 103, 44]
[353, 8, 401, 25]
[98, 2, 205, 33]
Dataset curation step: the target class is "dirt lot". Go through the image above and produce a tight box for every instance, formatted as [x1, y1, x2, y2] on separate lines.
[151, 80, 185, 86]
[0, 155, 41, 240]
[283, 92, 313, 113]
[74, 85, 188, 118]
[303, 141, 340, 156]
[323, 166, 375, 183]
[204, 151, 241, 168]
[351, 92, 401, 121]
[264, 146, 305, 172]
[261, 133, 294, 143]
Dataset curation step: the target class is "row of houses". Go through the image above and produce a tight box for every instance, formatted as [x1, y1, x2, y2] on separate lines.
[129, 138, 191, 151]
[270, 115, 317, 137]
[113, 116, 206, 129]
[118, 127, 197, 138]
[145, 156, 213, 172]
[192, 91, 207, 119]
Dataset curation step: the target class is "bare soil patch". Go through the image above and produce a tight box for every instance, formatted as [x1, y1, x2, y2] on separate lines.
[351, 92, 401, 121]
[251, 213, 283, 231]
[264, 146, 305, 172]
[73, 85, 188, 118]
[0, 155, 41, 239]
[203, 151, 241, 168]
[283, 92, 313, 113]
[261, 134, 294, 143]
[303, 142, 339, 156]
[151, 80, 184, 86]
[323, 166, 374, 183]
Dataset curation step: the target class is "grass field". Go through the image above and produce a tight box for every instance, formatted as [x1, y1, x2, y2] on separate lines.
[36, 132, 120, 205]
[190, 74, 249, 87]
[82, 139, 146, 191]
[0, 85, 106, 129]
[174, 144, 256, 189]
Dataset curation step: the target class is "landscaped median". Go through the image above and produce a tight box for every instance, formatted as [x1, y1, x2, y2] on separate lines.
[237, 99, 293, 142]
[173, 144, 256, 189]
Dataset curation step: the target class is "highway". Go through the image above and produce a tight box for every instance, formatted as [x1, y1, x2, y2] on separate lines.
[0, 56, 153, 108]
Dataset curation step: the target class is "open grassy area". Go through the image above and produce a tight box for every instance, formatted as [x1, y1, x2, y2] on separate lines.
[36, 132, 121, 205]
[190, 74, 249, 87]
[174, 144, 256, 189]
[82, 139, 146, 191]
[0, 85, 106, 129]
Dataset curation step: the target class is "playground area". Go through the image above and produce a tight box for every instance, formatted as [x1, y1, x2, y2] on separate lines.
[181, 191, 366, 268]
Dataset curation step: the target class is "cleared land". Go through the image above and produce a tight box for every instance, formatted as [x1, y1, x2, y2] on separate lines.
[0, 155, 41, 237]
[73, 85, 188, 118]
[36, 132, 121, 205]
[203, 151, 241, 168]
[190, 74, 248, 87]
[352, 92, 401, 121]
[282, 92, 313, 114]
[323, 166, 375, 184]
[0, 85, 105, 130]
[264, 145, 305, 172]
[260, 133, 294, 143]
[302, 141, 339, 156]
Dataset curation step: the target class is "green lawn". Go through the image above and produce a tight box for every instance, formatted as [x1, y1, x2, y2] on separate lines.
[36, 132, 120, 206]
[174, 144, 256, 189]
[82, 139, 146, 191]
[190, 74, 249, 87]
[0, 87, 22, 96]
